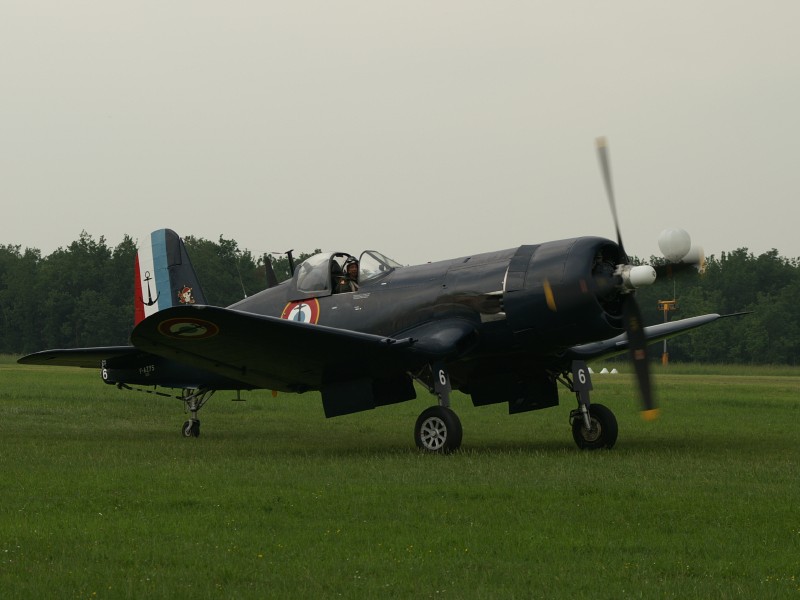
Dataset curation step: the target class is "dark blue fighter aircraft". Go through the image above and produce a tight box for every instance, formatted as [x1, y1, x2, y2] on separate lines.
[19, 139, 731, 452]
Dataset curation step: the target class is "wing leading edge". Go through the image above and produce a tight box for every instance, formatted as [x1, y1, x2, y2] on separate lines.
[564, 313, 736, 362]
[18, 346, 142, 368]
[129, 305, 478, 393]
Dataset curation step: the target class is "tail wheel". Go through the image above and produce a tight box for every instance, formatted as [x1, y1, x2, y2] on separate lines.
[415, 406, 462, 453]
[572, 403, 618, 450]
[182, 420, 200, 438]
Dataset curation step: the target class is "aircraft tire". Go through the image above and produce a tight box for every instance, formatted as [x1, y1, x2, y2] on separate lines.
[182, 420, 201, 438]
[414, 406, 462, 453]
[572, 403, 617, 450]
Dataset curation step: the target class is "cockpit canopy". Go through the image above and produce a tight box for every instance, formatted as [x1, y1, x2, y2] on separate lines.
[289, 250, 402, 300]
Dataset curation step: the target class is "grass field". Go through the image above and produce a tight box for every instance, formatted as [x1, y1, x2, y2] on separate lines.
[1, 356, 798, 598]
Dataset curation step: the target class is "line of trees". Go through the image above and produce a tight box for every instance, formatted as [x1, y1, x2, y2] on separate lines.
[633, 249, 800, 365]
[1, 232, 798, 364]
[0, 232, 313, 354]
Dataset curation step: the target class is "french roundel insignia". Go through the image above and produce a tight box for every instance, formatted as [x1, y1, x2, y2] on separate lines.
[280, 299, 321, 324]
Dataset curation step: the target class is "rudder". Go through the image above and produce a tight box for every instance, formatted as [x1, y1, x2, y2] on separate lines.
[134, 229, 207, 325]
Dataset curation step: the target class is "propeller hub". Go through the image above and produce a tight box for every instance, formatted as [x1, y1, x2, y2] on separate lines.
[616, 264, 657, 291]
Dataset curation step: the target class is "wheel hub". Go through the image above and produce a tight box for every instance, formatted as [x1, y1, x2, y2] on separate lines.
[419, 416, 447, 451]
[579, 418, 602, 443]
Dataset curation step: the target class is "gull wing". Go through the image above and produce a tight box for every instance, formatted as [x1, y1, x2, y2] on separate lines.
[130, 305, 478, 393]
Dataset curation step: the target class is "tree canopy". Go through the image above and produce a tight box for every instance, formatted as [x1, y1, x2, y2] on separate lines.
[633, 249, 800, 365]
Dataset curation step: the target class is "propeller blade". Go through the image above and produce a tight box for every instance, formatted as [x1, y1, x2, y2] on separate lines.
[654, 247, 706, 278]
[653, 262, 699, 279]
[596, 137, 627, 260]
[621, 294, 659, 420]
[596, 137, 657, 418]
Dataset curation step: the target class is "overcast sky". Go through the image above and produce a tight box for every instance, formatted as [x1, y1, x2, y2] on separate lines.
[3, 1, 799, 266]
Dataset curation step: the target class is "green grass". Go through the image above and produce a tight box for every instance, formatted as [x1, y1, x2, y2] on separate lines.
[645, 361, 800, 377]
[1, 360, 799, 598]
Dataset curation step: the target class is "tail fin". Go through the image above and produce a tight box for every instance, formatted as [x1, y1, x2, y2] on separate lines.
[134, 229, 207, 325]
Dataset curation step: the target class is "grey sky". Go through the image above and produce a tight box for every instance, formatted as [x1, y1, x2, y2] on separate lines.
[3, 1, 799, 266]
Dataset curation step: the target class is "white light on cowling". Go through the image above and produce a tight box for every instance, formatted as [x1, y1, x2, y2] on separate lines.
[658, 229, 691, 262]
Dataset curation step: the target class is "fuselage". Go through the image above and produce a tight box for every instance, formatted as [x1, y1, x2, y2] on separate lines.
[78, 234, 646, 422]
[229, 236, 628, 373]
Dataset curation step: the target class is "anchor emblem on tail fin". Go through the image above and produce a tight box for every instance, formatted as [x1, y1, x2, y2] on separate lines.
[141, 271, 160, 307]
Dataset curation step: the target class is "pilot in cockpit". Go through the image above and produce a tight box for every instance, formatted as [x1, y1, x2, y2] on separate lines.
[335, 257, 359, 293]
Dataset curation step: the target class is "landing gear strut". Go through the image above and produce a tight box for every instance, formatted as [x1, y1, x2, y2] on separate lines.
[180, 388, 214, 438]
[561, 361, 618, 450]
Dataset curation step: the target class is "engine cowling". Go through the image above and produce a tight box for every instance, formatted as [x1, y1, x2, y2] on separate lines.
[503, 237, 638, 349]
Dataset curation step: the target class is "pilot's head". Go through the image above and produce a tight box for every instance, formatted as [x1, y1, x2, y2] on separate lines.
[345, 258, 359, 279]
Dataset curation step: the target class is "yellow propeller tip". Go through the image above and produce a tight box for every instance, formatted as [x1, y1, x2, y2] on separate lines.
[641, 408, 660, 421]
[596, 136, 608, 148]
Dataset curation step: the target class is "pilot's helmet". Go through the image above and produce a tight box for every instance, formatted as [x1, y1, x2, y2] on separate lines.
[344, 257, 359, 274]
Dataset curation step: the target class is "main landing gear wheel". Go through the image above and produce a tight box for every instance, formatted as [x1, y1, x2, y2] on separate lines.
[415, 406, 463, 453]
[182, 419, 200, 438]
[572, 403, 618, 450]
